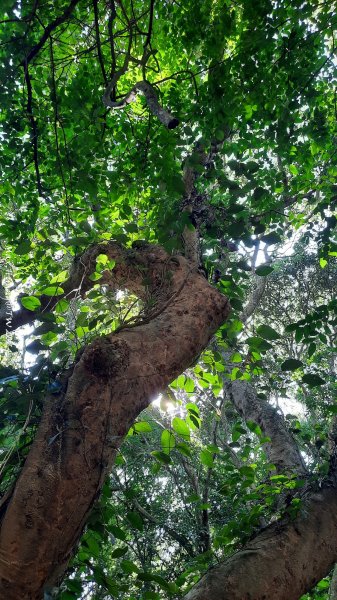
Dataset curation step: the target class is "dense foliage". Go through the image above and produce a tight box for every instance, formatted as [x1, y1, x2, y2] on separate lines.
[0, 0, 336, 598]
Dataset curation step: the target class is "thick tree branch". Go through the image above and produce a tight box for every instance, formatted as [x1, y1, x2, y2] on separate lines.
[226, 380, 307, 476]
[103, 79, 179, 128]
[240, 245, 271, 323]
[0, 241, 175, 335]
[184, 485, 337, 600]
[0, 242, 230, 598]
[240, 275, 267, 323]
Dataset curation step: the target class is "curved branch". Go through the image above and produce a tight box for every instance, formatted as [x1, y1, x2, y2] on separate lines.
[103, 80, 179, 129]
[0, 241, 178, 335]
[184, 486, 337, 600]
[0, 243, 230, 598]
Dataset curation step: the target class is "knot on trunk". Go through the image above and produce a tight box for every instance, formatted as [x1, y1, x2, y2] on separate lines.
[83, 338, 130, 379]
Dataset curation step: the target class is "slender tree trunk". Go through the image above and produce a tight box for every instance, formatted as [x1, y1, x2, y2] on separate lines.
[330, 564, 337, 600]
[0, 243, 229, 599]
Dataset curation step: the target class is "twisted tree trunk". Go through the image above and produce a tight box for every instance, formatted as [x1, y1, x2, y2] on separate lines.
[0, 242, 230, 599]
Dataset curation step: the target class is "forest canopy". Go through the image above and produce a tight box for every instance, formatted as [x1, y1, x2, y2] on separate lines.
[0, 0, 336, 599]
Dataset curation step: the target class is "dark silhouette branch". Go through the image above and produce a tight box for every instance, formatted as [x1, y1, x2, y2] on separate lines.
[21, 0, 81, 66]
[92, 0, 108, 85]
[23, 61, 43, 197]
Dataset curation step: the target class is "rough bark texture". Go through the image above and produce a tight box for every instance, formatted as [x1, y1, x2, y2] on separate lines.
[227, 381, 307, 475]
[330, 564, 337, 599]
[0, 242, 229, 599]
[184, 486, 337, 600]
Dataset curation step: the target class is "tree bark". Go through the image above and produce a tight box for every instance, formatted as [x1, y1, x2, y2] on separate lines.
[330, 564, 337, 599]
[226, 381, 307, 476]
[103, 80, 179, 129]
[0, 242, 229, 599]
[184, 486, 337, 600]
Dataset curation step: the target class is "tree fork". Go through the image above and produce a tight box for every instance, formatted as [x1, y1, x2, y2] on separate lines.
[0, 243, 230, 599]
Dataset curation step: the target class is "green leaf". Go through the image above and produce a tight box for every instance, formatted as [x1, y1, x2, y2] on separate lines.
[289, 164, 298, 175]
[186, 402, 199, 416]
[247, 336, 273, 351]
[121, 559, 140, 574]
[21, 296, 41, 311]
[126, 512, 144, 531]
[281, 359, 303, 372]
[256, 324, 281, 340]
[239, 465, 256, 478]
[184, 377, 195, 393]
[200, 448, 214, 468]
[111, 546, 128, 558]
[54, 299, 69, 314]
[302, 374, 326, 387]
[151, 450, 171, 465]
[96, 253, 109, 266]
[161, 429, 175, 454]
[172, 417, 190, 440]
[14, 240, 32, 255]
[137, 573, 170, 591]
[40, 286, 64, 297]
[50, 270, 68, 284]
[261, 232, 281, 245]
[246, 421, 262, 436]
[110, 525, 126, 541]
[255, 265, 274, 276]
[176, 442, 192, 457]
[133, 421, 152, 433]
[232, 423, 246, 442]
[89, 272, 103, 281]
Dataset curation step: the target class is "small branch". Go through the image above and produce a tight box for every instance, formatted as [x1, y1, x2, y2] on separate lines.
[92, 0, 108, 85]
[23, 61, 43, 197]
[21, 0, 80, 65]
[143, 0, 155, 51]
[130, 497, 195, 555]
[107, 0, 117, 83]
[101, 32, 133, 106]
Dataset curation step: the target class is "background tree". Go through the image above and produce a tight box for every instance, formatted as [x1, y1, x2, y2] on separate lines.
[0, 0, 336, 598]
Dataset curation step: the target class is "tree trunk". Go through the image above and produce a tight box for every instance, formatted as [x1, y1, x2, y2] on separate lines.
[184, 486, 337, 600]
[330, 564, 337, 599]
[227, 380, 307, 475]
[0, 243, 230, 599]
